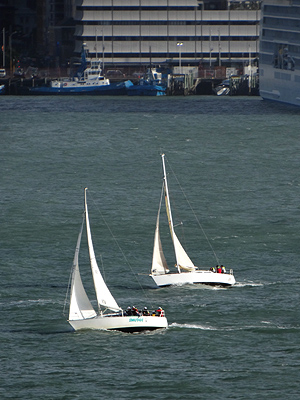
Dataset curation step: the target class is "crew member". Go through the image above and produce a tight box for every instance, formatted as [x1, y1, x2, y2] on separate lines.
[142, 307, 150, 316]
[156, 307, 163, 316]
[132, 306, 140, 316]
[125, 306, 132, 316]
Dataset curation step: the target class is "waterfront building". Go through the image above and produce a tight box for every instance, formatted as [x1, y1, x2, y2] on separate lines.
[74, 0, 261, 69]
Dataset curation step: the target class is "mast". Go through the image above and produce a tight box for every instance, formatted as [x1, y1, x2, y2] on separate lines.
[95, 28, 98, 59]
[162, 153, 181, 273]
[151, 183, 169, 275]
[162, 153, 175, 237]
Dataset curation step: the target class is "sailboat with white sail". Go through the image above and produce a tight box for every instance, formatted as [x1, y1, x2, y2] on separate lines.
[67, 188, 168, 332]
[150, 154, 235, 287]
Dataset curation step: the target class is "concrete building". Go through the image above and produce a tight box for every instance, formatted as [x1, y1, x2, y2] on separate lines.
[36, 0, 75, 65]
[74, 0, 261, 69]
[0, 0, 76, 69]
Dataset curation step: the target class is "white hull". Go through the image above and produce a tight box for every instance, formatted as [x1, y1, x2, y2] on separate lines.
[151, 270, 235, 287]
[260, 65, 300, 107]
[259, 1, 300, 107]
[69, 314, 168, 332]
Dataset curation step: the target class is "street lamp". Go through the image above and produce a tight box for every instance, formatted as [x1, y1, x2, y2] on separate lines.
[177, 42, 183, 74]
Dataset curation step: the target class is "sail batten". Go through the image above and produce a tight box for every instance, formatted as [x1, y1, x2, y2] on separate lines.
[84, 189, 121, 312]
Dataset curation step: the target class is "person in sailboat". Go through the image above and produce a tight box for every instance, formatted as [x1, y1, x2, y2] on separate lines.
[217, 265, 222, 273]
[221, 265, 226, 273]
[142, 307, 150, 316]
[125, 306, 132, 316]
[156, 307, 163, 317]
[132, 306, 140, 316]
[210, 266, 216, 273]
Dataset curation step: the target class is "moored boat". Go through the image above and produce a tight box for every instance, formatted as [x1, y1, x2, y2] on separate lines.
[30, 48, 133, 95]
[127, 68, 166, 96]
[213, 79, 230, 96]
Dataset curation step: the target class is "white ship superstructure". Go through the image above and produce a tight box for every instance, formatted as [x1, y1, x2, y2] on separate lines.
[259, 0, 300, 106]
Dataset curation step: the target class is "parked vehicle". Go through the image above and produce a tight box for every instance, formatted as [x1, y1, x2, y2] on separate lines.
[106, 69, 125, 78]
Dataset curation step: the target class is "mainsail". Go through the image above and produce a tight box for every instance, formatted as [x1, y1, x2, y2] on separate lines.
[69, 217, 97, 321]
[84, 189, 121, 312]
[151, 184, 169, 275]
[162, 154, 195, 272]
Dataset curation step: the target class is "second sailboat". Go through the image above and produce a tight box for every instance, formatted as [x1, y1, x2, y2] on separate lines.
[150, 154, 236, 287]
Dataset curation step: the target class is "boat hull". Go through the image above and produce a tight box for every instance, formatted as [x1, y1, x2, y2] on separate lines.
[29, 81, 133, 96]
[259, 64, 300, 107]
[127, 85, 166, 96]
[69, 315, 168, 332]
[151, 270, 235, 287]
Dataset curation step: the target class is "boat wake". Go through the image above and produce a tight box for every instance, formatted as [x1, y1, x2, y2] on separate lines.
[170, 322, 299, 332]
[170, 322, 217, 330]
[170, 283, 228, 291]
[234, 281, 264, 288]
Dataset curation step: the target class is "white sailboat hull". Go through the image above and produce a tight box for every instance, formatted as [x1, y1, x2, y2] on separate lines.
[69, 314, 168, 332]
[150, 270, 235, 287]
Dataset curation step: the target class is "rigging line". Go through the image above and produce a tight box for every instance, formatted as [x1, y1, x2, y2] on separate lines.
[63, 271, 72, 316]
[88, 190, 154, 309]
[165, 156, 220, 265]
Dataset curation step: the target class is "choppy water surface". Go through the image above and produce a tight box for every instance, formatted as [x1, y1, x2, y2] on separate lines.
[1, 96, 300, 399]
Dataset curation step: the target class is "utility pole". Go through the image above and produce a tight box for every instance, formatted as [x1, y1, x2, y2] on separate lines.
[2, 28, 5, 67]
[177, 42, 183, 74]
[9, 31, 17, 74]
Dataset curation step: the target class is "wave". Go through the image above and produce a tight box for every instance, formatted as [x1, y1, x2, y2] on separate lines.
[0, 299, 58, 308]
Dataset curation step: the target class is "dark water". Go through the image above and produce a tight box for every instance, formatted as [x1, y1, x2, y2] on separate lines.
[1, 95, 300, 399]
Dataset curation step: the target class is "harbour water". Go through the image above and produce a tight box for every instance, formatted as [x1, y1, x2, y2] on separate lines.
[1, 95, 300, 399]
